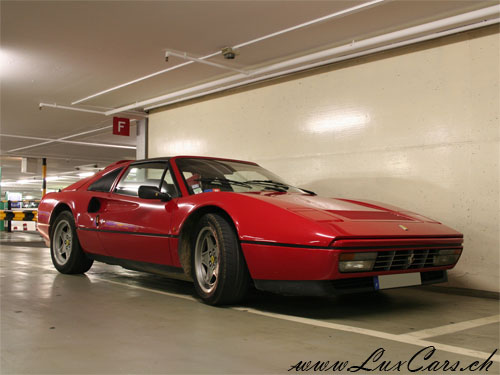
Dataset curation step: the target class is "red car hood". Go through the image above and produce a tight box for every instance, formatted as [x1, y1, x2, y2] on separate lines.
[241, 192, 462, 240]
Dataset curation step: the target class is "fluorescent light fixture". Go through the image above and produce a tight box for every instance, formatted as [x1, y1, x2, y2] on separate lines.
[16, 179, 42, 184]
[45, 176, 59, 181]
[78, 172, 95, 178]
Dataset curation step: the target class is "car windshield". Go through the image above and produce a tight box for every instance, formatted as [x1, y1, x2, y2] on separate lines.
[176, 158, 307, 195]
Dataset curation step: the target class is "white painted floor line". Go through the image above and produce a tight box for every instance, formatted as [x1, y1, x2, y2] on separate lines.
[13, 261, 500, 363]
[233, 307, 499, 363]
[11, 262, 198, 302]
[88, 275, 197, 302]
[406, 315, 500, 339]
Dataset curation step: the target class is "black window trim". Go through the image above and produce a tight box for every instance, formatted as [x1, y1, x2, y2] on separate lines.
[113, 160, 179, 198]
[87, 167, 125, 193]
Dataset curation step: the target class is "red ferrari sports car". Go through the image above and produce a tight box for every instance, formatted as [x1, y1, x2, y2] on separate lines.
[38, 156, 463, 305]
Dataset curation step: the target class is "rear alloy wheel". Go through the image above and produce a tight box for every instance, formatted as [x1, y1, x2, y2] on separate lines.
[192, 213, 249, 305]
[50, 211, 93, 274]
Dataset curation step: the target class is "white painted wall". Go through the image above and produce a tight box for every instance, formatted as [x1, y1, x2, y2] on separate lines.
[149, 27, 499, 293]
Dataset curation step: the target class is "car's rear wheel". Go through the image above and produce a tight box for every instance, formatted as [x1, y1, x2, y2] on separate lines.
[192, 213, 249, 305]
[50, 211, 93, 274]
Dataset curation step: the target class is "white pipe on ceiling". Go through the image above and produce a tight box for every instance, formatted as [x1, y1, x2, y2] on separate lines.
[105, 4, 499, 116]
[165, 50, 250, 75]
[1, 134, 136, 150]
[39, 103, 148, 117]
[146, 17, 500, 111]
[71, 0, 385, 105]
[7, 124, 113, 153]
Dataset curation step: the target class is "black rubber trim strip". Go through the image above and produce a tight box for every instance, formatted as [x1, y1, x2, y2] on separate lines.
[331, 244, 463, 250]
[241, 240, 463, 250]
[240, 240, 332, 250]
[88, 253, 184, 275]
[78, 227, 179, 238]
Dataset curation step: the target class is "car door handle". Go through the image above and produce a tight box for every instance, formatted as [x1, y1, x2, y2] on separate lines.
[96, 214, 100, 227]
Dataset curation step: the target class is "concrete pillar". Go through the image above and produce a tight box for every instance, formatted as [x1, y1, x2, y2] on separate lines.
[136, 118, 148, 160]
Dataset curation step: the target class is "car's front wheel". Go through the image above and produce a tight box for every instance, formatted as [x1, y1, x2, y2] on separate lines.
[192, 213, 249, 305]
[50, 211, 93, 274]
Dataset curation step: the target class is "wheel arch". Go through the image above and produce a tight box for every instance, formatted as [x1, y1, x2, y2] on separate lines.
[49, 203, 73, 238]
[177, 205, 243, 280]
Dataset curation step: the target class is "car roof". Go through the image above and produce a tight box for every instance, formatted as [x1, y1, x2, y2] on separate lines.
[132, 156, 259, 166]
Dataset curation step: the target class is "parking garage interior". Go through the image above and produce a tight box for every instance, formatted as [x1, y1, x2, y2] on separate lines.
[1, 1, 499, 374]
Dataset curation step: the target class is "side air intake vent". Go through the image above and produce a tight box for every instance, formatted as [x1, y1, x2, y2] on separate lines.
[88, 197, 101, 213]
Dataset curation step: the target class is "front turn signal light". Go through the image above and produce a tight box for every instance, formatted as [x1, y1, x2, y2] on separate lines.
[339, 252, 377, 273]
[433, 249, 462, 266]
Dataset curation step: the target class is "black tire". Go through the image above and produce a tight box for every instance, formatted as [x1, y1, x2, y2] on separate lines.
[191, 213, 250, 305]
[50, 211, 93, 274]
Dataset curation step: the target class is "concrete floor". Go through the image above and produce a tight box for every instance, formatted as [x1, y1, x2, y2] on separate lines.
[1, 232, 498, 374]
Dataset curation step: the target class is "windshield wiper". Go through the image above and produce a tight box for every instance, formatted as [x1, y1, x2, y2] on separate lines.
[245, 180, 316, 195]
[195, 177, 252, 189]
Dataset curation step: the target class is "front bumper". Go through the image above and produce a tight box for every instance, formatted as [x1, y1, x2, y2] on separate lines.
[240, 237, 462, 290]
[253, 270, 447, 296]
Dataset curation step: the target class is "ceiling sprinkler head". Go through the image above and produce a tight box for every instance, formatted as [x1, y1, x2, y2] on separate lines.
[221, 47, 236, 60]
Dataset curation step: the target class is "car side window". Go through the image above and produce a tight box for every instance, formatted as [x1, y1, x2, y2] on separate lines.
[160, 168, 179, 197]
[114, 162, 167, 197]
[88, 167, 123, 192]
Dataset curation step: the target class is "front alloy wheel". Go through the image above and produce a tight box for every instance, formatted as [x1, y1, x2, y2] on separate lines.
[191, 213, 250, 305]
[194, 226, 220, 294]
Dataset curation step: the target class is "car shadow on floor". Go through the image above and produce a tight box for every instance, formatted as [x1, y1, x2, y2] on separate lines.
[85, 264, 435, 320]
[240, 287, 435, 320]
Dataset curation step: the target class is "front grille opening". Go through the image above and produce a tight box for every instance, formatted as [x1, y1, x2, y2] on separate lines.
[373, 249, 444, 271]
[340, 246, 462, 273]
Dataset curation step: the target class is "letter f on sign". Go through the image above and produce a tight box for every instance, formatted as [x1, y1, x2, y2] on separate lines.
[113, 117, 130, 136]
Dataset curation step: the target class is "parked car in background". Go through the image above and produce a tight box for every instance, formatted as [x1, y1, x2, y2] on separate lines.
[37, 156, 463, 305]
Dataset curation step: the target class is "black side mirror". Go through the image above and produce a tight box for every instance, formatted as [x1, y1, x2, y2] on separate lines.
[138, 185, 171, 202]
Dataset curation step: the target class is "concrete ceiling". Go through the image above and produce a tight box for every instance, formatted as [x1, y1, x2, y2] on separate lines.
[0, 0, 497, 196]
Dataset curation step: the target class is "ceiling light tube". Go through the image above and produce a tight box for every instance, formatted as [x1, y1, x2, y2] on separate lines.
[104, 4, 499, 115]
[1, 134, 136, 150]
[78, 172, 95, 178]
[165, 50, 249, 75]
[72, 0, 385, 105]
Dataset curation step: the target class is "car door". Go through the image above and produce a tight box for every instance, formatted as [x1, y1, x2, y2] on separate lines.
[77, 167, 125, 256]
[96, 161, 179, 265]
